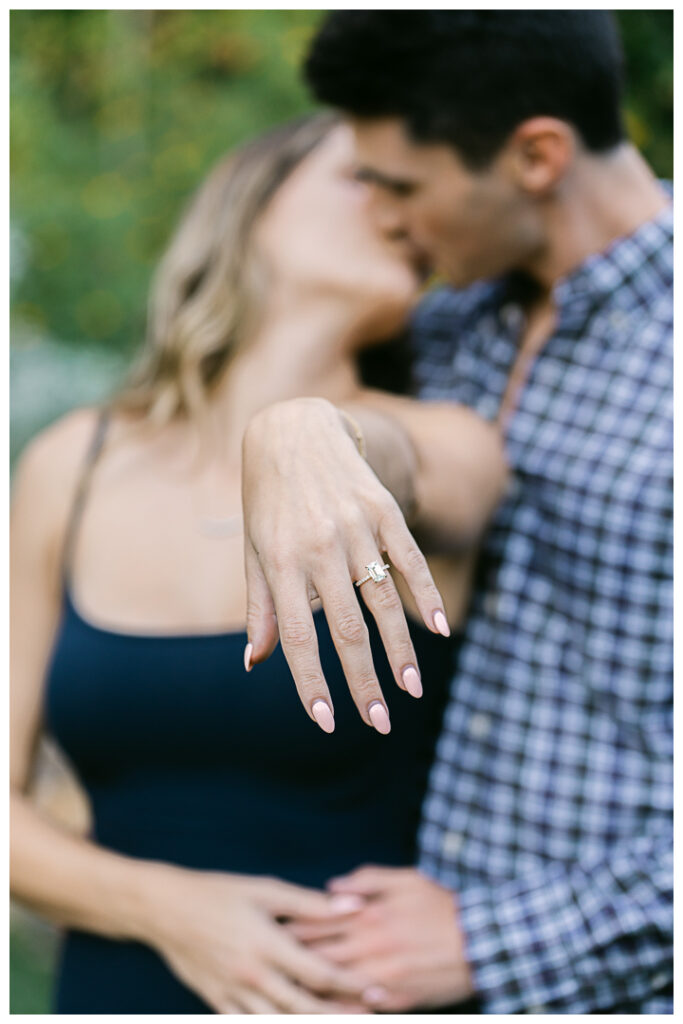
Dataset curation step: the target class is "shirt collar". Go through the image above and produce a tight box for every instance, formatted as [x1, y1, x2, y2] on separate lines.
[552, 196, 673, 329]
[485, 190, 673, 336]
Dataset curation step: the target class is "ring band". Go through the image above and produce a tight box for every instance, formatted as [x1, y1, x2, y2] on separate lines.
[354, 560, 391, 588]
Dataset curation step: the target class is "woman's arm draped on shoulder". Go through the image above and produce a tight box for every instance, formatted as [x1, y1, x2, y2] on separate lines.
[341, 388, 508, 553]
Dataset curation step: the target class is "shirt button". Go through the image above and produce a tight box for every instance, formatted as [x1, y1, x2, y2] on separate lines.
[468, 713, 492, 739]
[441, 831, 464, 856]
[652, 971, 671, 991]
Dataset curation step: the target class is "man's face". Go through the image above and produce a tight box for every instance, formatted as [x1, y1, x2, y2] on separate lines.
[351, 117, 543, 288]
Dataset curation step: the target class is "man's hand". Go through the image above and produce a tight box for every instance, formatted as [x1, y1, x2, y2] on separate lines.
[285, 866, 475, 1012]
[241, 397, 450, 734]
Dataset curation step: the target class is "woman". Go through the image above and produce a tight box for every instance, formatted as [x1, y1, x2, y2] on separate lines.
[10, 114, 465, 1014]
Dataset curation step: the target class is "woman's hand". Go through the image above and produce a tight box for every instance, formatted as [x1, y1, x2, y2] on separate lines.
[143, 863, 371, 1013]
[242, 397, 449, 734]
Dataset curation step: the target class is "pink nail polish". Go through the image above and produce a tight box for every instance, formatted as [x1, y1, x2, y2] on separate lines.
[368, 701, 391, 734]
[243, 642, 253, 672]
[311, 699, 335, 733]
[402, 666, 423, 698]
[433, 610, 451, 637]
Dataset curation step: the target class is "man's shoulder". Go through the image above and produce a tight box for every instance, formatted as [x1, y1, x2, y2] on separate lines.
[618, 285, 672, 365]
[412, 280, 497, 340]
[407, 282, 501, 405]
[408, 281, 500, 384]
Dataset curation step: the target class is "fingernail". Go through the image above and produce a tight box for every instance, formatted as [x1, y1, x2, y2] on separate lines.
[329, 893, 364, 914]
[401, 665, 423, 698]
[433, 609, 451, 637]
[368, 701, 391, 734]
[311, 699, 335, 733]
[363, 985, 390, 1005]
[243, 642, 253, 672]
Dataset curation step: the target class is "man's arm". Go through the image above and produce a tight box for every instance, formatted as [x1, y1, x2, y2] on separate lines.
[241, 395, 505, 731]
[457, 828, 672, 1013]
[293, 831, 672, 1013]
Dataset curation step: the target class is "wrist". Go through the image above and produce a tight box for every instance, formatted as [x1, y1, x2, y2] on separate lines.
[337, 408, 367, 459]
[248, 396, 338, 433]
[340, 401, 419, 523]
[128, 859, 189, 948]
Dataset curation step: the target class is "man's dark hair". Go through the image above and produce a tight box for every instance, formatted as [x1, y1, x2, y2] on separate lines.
[305, 11, 626, 168]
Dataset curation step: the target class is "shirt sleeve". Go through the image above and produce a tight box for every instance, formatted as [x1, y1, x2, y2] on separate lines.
[457, 828, 673, 1013]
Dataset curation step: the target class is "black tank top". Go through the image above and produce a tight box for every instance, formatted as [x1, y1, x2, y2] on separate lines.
[44, 408, 456, 1013]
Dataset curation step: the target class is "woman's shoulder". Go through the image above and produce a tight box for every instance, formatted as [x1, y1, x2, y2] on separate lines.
[12, 407, 105, 552]
[15, 406, 103, 496]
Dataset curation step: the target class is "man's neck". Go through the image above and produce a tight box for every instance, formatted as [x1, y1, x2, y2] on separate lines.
[497, 147, 668, 426]
[523, 143, 669, 291]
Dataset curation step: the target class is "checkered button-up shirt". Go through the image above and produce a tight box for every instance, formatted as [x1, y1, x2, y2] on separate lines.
[411, 201, 673, 1014]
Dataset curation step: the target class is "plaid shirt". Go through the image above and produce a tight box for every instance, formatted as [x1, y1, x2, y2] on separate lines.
[411, 201, 673, 1014]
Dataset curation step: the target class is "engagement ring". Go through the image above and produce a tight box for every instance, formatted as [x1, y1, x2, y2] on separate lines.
[354, 560, 391, 588]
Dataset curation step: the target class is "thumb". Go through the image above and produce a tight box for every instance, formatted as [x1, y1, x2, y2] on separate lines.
[244, 538, 279, 669]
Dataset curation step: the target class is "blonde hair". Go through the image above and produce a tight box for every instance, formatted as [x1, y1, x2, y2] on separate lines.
[112, 111, 338, 430]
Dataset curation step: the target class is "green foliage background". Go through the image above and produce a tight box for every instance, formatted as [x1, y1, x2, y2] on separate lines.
[11, 10, 322, 355]
[11, 10, 673, 358]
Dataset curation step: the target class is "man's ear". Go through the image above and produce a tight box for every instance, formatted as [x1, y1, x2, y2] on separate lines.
[504, 117, 575, 195]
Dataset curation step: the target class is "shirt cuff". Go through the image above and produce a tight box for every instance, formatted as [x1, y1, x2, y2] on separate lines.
[457, 874, 589, 1014]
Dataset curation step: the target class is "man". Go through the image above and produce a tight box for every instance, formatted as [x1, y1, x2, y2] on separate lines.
[241, 12, 672, 1014]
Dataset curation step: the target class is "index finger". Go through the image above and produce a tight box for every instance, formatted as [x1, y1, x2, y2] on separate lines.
[252, 876, 363, 919]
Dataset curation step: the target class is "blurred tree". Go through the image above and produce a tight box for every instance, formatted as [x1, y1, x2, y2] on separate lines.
[11, 10, 321, 354]
[618, 10, 673, 178]
[10, 10, 673, 357]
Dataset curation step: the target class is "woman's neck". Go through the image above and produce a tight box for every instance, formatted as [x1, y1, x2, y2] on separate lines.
[197, 306, 363, 471]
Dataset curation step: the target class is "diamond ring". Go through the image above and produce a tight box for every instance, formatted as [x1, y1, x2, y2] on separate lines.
[354, 560, 391, 588]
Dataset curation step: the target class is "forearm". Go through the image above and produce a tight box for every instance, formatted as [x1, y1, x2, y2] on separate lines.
[10, 791, 171, 944]
[340, 389, 508, 550]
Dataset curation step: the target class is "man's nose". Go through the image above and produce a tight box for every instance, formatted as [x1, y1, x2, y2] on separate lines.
[367, 189, 409, 241]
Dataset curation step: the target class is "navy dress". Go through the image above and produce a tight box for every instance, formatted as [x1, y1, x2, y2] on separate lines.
[44, 410, 457, 1014]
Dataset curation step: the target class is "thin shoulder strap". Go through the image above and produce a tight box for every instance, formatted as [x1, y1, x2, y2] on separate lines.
[60, 406, 111, 591]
